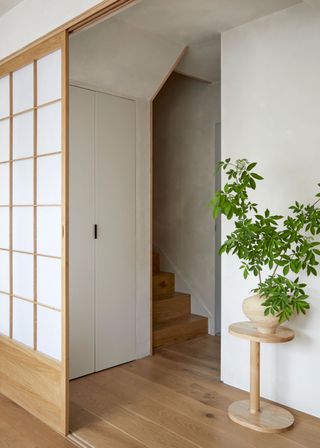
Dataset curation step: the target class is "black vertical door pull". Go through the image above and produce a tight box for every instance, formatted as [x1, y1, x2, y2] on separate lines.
[94, 224, 98, 239]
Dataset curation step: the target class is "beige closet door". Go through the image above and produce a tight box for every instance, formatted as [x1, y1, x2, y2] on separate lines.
[0, 33, 69, 435]
[69, 86, 95, 379]
[95, 91, 136, 371]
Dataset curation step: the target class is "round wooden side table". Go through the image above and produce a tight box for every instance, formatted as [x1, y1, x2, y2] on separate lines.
[228, 321, 295, 433]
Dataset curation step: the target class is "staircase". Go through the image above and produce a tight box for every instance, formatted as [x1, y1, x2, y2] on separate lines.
[152, 252, 208, 348]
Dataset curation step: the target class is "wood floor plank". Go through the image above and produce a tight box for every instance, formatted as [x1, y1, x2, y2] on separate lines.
[157, 346, 220, 373]
[70, 336, 319, 448]
[121, 354, 239, 410]
[160, 337, 320, 448]
[84, 369, 257, 448]
[278, 413, 320, 448]
[116, 363, 305, 448]
[71, 379, 200, 448]
[166, 335, 221, 362]
[70, 402, 148, 448]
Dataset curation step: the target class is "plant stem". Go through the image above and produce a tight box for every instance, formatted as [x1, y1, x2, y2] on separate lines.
[311, 198, 320, 208]
[271, 264, 279, 279]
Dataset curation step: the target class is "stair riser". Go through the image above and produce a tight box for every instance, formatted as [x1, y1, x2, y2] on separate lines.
[153, 273, 175, 299]
[153, 318, 208, 348]
[153, 295, 191, 324]
[152, 252, 160, 274]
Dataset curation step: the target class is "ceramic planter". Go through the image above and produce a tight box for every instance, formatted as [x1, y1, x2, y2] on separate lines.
[242, 294, 280, 334]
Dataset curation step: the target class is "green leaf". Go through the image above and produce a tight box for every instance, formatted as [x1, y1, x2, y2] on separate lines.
[251, 173, 264, 180]
[247, 162, 257, 171]
[213, 205, 220, 219]
[283, 265, 290, 276]
[249, 178, 256, 190]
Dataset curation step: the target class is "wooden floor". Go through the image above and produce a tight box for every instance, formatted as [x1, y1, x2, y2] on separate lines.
[70, 335, 320, 448]
[0, 394, 75, 448]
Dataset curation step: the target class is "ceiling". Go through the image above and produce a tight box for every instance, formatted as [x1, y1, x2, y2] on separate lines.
[118, 0, 302, 45]
[0, 0, 23, 16]
[116, 0, 302, 82]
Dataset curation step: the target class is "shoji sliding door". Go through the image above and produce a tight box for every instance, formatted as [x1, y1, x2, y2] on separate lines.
[0, 32, 68, 434]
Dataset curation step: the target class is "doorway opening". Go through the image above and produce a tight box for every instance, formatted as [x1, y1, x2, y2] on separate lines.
[152, 72, 221, 348]
[68, 14, 221, 440]
[67, 3, 222, 440]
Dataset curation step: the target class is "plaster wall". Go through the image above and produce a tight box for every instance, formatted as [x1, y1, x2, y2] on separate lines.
[221, 2, 320, 416]
[0, 0, 129, 60]
[153, 73, 221, 333]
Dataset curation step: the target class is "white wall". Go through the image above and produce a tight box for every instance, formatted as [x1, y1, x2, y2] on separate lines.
[221, 2, 320, 417]
[153, 73, 221, 333]
[0, 0, 144, 61]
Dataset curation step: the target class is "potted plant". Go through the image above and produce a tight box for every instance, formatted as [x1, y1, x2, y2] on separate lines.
[211, 158, 320, 334]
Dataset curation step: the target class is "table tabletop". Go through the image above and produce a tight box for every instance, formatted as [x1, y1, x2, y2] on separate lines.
[229, 322, 295, 343]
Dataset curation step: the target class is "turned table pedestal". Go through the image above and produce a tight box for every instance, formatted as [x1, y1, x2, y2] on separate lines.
[228, 321, 295, 433]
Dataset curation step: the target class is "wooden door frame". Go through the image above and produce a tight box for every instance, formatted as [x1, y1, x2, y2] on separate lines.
[0, 0, 137, 436]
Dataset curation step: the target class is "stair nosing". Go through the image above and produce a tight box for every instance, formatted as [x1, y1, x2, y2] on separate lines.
[153, 314, 208, 331]
[153, 292, 190, 301]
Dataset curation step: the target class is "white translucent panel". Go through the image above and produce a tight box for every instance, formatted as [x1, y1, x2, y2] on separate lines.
[37, 306, 61, 360]
[13, 63, 34, 114]
[13, 207, 33, 252]
[0, 207, 10, 249]
[37, 154, 61, 204]
[13, 252, 34, 299]
[37, 207, 61, 257]
[13, 111, 34, 159]
[0, 250, 10, 293]
[0, 119, 10, 162]
[0, 76, 10, 119]
[37, 256, 61, 309]
[37, 50, 61, 106]
[13, 159, 33, 205]
[37, 102, 61, 154]
[0, 293, 10, 336]
[13, 297, 34, 348]
[37, 154, 61, 205]
[0, 163, 10, 205]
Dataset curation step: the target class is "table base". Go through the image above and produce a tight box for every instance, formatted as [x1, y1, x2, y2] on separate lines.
[228, 400, 294, 433]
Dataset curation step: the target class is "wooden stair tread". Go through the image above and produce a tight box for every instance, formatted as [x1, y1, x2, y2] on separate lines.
[153, 314, 207, 331]
[153, 314, 208, 348]
[153, 271, 174, 276]
[153, 293, 191, 324]
[155, 292, 189, 301]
